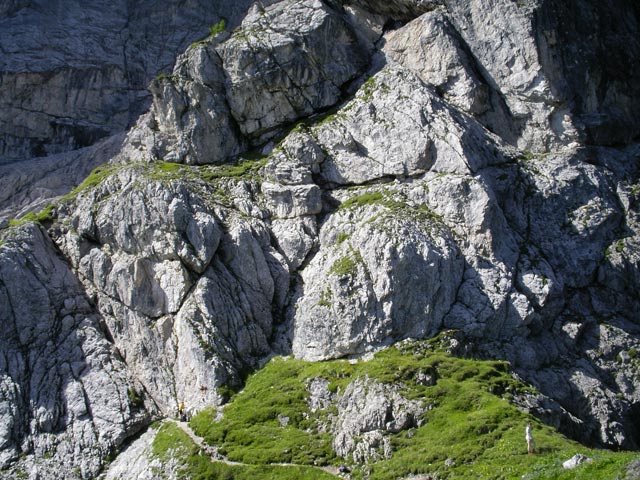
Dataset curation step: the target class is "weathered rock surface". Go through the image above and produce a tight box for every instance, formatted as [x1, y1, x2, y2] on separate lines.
[1, 0, 640, 476]
[291, 185, 464, 361]
[306, 375, 425, 462]
[381, 0, 640, 151]
[0, 224, 151, 478]
[0, 134, 125, 224]
[330, 377, 425, 462]
[562, 453, 592, 470]
[141, 0, 375, 165]
[0, 0, 265, 164]
[53, 164, 288, 418]
[100, 426, 178, 480]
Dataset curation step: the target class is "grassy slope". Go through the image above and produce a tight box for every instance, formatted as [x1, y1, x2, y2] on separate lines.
[152, 422, 337, 480]
[180, 334, 638, 479]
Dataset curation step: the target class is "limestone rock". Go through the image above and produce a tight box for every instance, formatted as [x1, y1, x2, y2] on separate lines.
[440, 0, 562, 150]
[562, 453, 592, 470]
[308, 66, 508, 185]
[216, 0, 374, 141]
[144, 32, 249, 166]
[345, 0, 440, 21]
[292, 186, 464, 360]
[331, 377, 424, 462]
[383, 10, 489, 114]
[0, 224, 151, 478]
[534, 0, 640, 145]
[1, 0, 640, 471]
[0, 134, 124, 224]
[305, 374, 424, 462]
[101, 426, 175, 480]
[0, 0, 265, 163]
[141, 0, 375, 165]
[53, 163, 288, 417]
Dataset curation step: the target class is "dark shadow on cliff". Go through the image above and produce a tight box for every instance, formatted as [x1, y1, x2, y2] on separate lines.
[535, 0, 640, 146]
[457, 138, 640, 450]
[0, 133, 126, 225]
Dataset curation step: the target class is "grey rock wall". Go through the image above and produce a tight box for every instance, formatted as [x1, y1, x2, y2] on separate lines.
[0, 0, 263, 164]
[0, 0, 639, 476]
[53, 165, 287, 417]
[0, 224, 151, 478]
[144, 0, 375, 165]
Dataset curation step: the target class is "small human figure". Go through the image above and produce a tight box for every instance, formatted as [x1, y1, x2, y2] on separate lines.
[338, 464, 350, 474]
[178, 401, 186, 422]
[526, 422, 536, 454]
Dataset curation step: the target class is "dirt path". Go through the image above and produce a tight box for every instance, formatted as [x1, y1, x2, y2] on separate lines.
[172, 419, 342, 477]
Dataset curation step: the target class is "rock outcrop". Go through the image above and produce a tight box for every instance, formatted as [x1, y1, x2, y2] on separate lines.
[53, 163, 288, 415]
[329, 377, 425, 462]
[0, 135, 125, 224]
[0, 224, 150, 478]
[141, 0, 375, 165]
[0, 0, 266, 164]
[1, 0, 640, 477]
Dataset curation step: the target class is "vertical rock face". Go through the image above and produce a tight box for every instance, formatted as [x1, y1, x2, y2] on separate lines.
[1, 0, 640, 476]
[53, 165, 288, 416]
[382, 0, 640, 151]
[0, 0, 264, 164]
[0, 224, 150, 477]
[144, 0, 375, 165]
[535, 0, 640, 145]
[291, 189, 464, 361]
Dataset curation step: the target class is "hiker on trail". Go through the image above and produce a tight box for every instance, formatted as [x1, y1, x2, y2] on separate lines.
[178, 401, 186, 421]
[526, 422, 536, 454]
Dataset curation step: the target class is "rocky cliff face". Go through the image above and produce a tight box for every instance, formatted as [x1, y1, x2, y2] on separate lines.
[1, 0, 640, 478]
[0, 0, 275, 221]
[0, 0, 270, 164]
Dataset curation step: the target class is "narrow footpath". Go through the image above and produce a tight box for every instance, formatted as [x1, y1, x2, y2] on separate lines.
[172, 419, 343, 477]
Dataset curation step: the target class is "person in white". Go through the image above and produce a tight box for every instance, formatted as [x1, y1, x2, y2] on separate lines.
[526, 422, 536, 454]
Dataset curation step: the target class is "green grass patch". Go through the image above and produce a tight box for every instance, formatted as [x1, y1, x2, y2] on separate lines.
[519, 151, 537, 161]
[144, 161, 189, 181]
[191, 19, 227, 47]
[8, 204, 56, 227]
[155, 72, 176, 82]
[209, 19, 226, 37]
[182, 458, 337, 480]
[152, 422, 198, 460]
[62, 163, 123, 200]
[142, 158, 266, 184]
[328, 249, 361, 278]
[357, 75, 389, 103]
[152, 421, 336, 479]
[317, 287, 333, 307]
[187, 334, 638, 480]
[190, 357, 337, 467]
[338, 191, 386, 211]
[127, 388, 144, 408]
[338, 189, 444, 226]
[199, 157, 267, 182]
[336, 232, 350, 244]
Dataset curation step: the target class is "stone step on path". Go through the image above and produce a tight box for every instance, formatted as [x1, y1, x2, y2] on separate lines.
[172, 419, 344, 477]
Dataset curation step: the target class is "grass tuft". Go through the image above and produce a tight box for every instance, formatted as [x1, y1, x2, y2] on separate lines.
[63, 163, 123, 200]
[8, 204, 56, 227]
